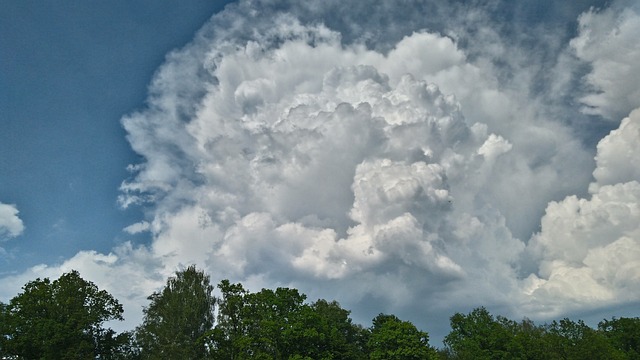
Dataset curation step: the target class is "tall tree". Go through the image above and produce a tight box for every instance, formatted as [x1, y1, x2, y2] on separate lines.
[207, 279, 249, 359]
[136, 265, 215, 359]
[0, 270, 125, 359]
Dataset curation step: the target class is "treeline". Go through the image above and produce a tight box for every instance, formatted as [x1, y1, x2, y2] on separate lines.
[1, 267, 639, 359]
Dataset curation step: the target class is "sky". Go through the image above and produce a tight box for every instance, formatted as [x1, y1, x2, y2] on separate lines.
[1, 0, 640, 345]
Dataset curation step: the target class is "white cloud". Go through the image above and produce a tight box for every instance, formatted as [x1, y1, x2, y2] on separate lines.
[116, 10, 548, 325]
[0, 202, 24, 240]
[525, 181, 640, 313]
[571, 2, 640, 120]
[526, 106, 640, 315]
[123, 221, 150, 234]
[0, 243, 166, 333]
[2, 0, 639, 340]
[591, 108, 640, 191]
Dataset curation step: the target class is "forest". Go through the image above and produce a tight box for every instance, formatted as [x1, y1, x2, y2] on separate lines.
[1, 266, 638, 359]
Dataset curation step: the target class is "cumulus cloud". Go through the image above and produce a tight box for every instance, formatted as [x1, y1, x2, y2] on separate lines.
[519, 2, 640, 316]
[526, 107, 640, 315]
[591, 108, 640, 191]
[0, 202, 24, 240]
[2, 0, 639, 340]
[115, 6, 561, 326]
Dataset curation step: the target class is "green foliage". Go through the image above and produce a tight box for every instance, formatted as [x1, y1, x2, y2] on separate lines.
[305, 299, 368, 359]
[444, 307, 515, 360]
[599, 317, 640, 359]
[545, 318, 626, 360]
[206, 281, 368, 359]
[442, 308, 635, 360]
[3, 268, 640, 359]
[207, 279, 249, 359]
[368, 313, 436, 359]
[0, 270, 124, 359]
[136, 265, 215, 359]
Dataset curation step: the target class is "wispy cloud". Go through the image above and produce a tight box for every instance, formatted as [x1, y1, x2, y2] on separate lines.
[571, 1, 640, 120]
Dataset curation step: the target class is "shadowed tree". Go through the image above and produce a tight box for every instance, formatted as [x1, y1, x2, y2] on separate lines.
[598, 317, 640, 359]
[544, 318, 625, 360]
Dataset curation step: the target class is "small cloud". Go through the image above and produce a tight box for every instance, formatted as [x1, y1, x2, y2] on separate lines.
[123, 221, 150, 235]
[590, 107, 640, 192]
[0, 202, 25, 240]
[478, 133, 513, 160]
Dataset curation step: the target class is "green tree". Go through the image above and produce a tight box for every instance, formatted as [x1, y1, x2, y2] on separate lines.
[240, 287, 308, 359]
[509, 318, 549, 360]
[207, 279, 249, 359]
[283, 299, 368, 360]
[0, 270, 125, 359]
[309, 299, 368, 359]
[545, 318, 624, 360]
[443, 307, 514, 360]
[136, 265, 215, 359]
[599, 317, 640, 359]
[0, 301, 9, 358]
[367, 313, 436, 360]
[207, 281, 368, 360]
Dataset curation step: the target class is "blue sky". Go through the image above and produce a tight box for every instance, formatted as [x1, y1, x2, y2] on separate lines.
[2, 0, 640, 344]
[1, 1, 233, 272]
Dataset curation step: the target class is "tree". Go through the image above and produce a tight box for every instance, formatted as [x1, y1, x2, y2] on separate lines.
[136, 265, 215, 359]
[0, 301, 9, 358]
[306, 299, 368, 359]
[206, 279, 250, 359]
[368, 313, 436, 360]
[545, 318, 624, 360]
[509, 318, 549, 360]
[240, 286, 308, 359]
[443, 307, 514, 360]
[0, 270, 125, 359]
[207, 281, 369, 360]
[599, 317, 640, 359]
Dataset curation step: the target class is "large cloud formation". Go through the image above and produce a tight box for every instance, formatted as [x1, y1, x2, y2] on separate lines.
[526, 108, 640, 314]
[1, 0, 639, 341]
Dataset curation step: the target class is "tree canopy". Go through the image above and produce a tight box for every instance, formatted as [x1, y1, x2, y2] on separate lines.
[368, 313, 436, 359]
[2, 267, 639, 359]
[0, 270, 125, 359]
[206, 280, 369, 359]
[135, 265, 215, 359]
